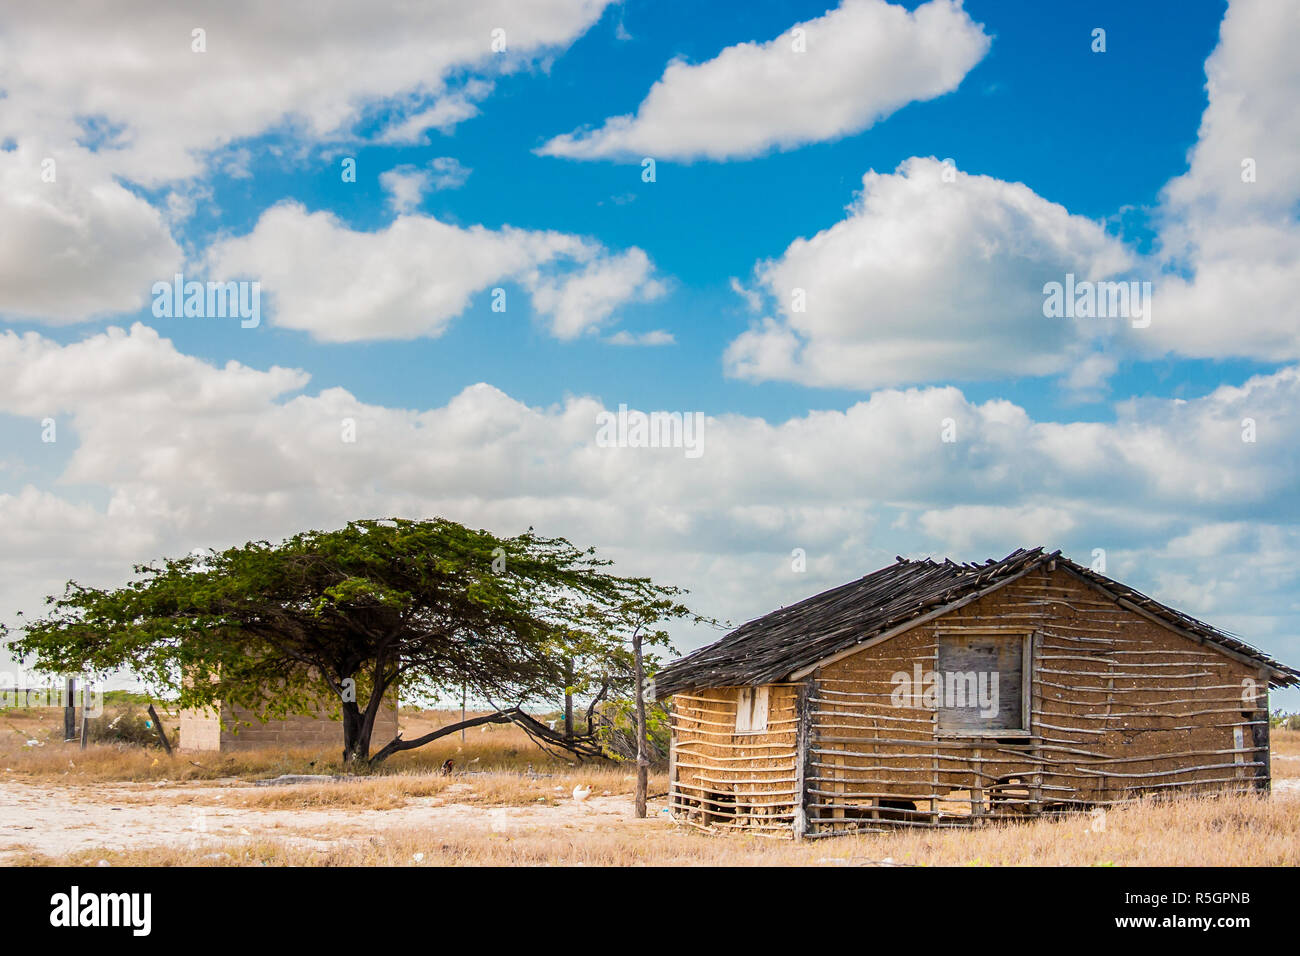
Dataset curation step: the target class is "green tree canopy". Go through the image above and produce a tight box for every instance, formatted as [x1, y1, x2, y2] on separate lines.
[5, 517, 696, 766]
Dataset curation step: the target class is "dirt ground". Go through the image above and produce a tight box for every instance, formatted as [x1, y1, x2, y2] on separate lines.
[0, 779, 663, 859]
[2, 707, 1298, 866]
[0, 705, 672, 862]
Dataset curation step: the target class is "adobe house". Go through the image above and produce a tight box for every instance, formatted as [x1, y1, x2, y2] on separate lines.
[656, 548, 1299, 837]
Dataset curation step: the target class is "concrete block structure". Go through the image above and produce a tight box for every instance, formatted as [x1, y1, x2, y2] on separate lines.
[180, 697, 398, 753]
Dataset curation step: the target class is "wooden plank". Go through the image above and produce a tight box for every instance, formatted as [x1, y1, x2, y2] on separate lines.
[1029, 631, 1043, 812]
[666, 699, 679, 819]
[147, 703, 173, 755]
[934, 631, 1026, 732]
[63, 677, 76, 741]
[1254, 668, 1271, 793]
[793, 679, 812, 839]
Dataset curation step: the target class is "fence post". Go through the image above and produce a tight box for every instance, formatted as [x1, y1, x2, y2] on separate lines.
[64, 677, 76, 741]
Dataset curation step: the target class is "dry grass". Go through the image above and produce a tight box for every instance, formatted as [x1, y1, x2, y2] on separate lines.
[3, 706, 1297, 866]
[0, 706, 595, 784]
[218, 765, 662, 811]
[8, 789, 1298, 867]
[1274, 724, 1300, 761]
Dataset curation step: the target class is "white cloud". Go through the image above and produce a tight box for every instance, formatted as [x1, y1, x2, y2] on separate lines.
[918, 504, 1078, 553]
[2, 325, 1299, 672]
[719, 0, 1300, 388]
[0, 1, 613, 186]
[205, 202, 665, 342]
[0, 0, 612, 324]
[1059, 353, 1118, 401]
[1144, 0, 1300, 361]
[724, 157, 1134, 389]
[375, 81, 494, 145]
[523, 248, 667, 339]
[0, 146, 183, 322]
[428, 157, 472, 191]
[729, 276, 764, 314]
[379, 158, 473, 212]
[539, 0, 990, 162]
[607, 329, 675, 346]
[379, 166, 430, 213]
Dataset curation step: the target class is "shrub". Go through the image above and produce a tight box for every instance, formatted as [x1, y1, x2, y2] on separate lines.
[595, 698, 671, 768]
[86, 704, 166, 748]
[1270, 710, 1300, 731]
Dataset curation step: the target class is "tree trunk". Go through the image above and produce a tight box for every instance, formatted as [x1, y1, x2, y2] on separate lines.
[633, 630, 648, 819]
[341, 700, 368, 765]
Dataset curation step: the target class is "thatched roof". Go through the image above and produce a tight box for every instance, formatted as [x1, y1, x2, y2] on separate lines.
[655, 547, 1300, 696]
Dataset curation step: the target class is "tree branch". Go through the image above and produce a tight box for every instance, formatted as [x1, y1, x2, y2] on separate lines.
[367, 707, 523, 765]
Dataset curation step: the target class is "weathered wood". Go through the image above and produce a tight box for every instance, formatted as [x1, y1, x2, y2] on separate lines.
[147, 703, 173, 755]
[63, 676, 76, 741]
[1254, 668, 1271, 793]
[79, 682, 89, 751]
[793, 679, 813, 839]
[666, 698, 678, 821]
[933, 630, 1027, 733]
[667, 556, 1297, 838]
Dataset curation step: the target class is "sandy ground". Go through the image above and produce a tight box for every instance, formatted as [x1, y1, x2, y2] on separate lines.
[0, 780, 665, 859]
[3, 741, 1294, 862]
[5, 777, 1295, 861]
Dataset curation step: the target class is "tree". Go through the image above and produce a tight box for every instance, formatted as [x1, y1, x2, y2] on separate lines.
[6, 517, 697, 768]
[567, 593, 703, 817]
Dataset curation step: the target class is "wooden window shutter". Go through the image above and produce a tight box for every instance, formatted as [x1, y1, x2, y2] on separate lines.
[735, 686, 769, 733]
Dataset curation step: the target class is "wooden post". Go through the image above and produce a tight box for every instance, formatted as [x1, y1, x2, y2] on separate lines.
[793, 680, 812, 839]
[63, 677, 76, 741]
[1028, 632, 1044, 815]
[930, 752, 940, 825]
[929, 670, 939, 824]
[971, 746, 985, 823]
[1254, 668, 1271, 793]
[564, 658, 574, 743]
[666, 699, 678, 821]
[632, 625, 648, 819]
[79, 681, 89, 750]
[1233, 724, 1247, 784]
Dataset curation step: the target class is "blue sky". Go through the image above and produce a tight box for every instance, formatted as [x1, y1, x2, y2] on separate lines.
[0, 0, 1298, 705]
[6, 0, 1245, 421]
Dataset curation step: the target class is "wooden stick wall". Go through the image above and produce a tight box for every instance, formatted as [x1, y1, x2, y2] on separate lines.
[668, 568, 1270, 837]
